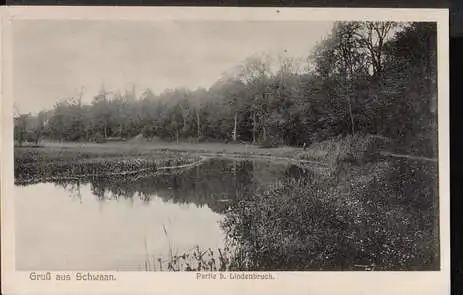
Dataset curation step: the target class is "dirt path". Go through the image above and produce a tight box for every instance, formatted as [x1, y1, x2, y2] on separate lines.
[379, 151, 437, 163]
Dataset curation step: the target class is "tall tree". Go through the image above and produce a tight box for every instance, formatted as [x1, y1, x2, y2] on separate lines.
[239, 54, 273, 143]
[14, 113, 30, 146]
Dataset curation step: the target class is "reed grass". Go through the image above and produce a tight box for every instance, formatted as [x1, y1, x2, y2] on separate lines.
[142, 225, 235, 272]
[143, 245, 237, 272]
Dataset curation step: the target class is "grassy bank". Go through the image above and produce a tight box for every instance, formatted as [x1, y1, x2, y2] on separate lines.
[220, 157, 439, 271]
[14, 144, 203, 185]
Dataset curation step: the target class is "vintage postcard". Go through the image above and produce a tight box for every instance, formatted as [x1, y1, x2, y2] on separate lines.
[1, 6, 449, 295]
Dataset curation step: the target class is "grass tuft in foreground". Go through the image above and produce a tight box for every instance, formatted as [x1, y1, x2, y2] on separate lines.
[143, 246, 236, 272]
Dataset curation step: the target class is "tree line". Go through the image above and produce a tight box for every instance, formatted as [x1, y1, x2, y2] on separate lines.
[14, 22, 437, 155]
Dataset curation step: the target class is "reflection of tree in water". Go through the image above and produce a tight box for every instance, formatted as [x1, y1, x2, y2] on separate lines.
[52, 159, 303, 214]
[54, 181, 83, 203]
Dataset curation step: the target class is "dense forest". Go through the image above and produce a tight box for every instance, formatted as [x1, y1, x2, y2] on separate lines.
[14, 22, 437, 156]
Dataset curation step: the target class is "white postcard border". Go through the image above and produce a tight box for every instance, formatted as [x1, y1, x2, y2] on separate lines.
[1, 6, 450, 295]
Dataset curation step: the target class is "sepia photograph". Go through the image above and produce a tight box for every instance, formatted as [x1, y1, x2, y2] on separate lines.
[1, 6, 450, 295]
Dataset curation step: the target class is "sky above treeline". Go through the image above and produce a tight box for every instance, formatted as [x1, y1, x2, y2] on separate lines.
[13, 20, 334, 114]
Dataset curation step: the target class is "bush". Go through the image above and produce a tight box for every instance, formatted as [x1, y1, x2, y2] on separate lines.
[259, 140, 279, 148]
[297, 134, 390, 167]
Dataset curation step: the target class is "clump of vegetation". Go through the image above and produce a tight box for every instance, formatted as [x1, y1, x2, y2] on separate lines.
[296, 134, 390, 168]
[220, 158, 439, 271]
[143, 246, 236, 272]
[143, 224, 237, 272]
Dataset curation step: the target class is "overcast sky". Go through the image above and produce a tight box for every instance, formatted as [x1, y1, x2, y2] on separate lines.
[13, 20, 333, 114]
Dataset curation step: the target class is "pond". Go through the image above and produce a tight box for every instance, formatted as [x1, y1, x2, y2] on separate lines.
[15, 158, 307, 271]
[15, 156, 439, 271]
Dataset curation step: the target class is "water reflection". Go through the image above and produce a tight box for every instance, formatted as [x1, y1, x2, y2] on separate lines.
[51, 159, 298, 213]
[15, 159, 303, 271]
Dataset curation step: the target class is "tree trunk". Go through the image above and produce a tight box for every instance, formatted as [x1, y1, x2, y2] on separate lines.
[347, 95, 355, 136]
[196, 110, 201, 139]
[346, 68, 355, 136]
[182, 117, 187, 136]
[232, 112, 238, 142]
[176, 129, 179, 144]
[252, 112, 256, 144]
[262, 121, 267, 142]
